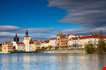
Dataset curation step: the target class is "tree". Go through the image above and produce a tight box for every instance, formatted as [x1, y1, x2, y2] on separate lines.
[97, 40, 106, 53]
[85, 43, 95, 54]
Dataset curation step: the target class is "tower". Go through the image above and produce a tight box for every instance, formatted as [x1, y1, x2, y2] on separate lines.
[56, 32, 68, 48]
[23, 30, 32, 52]
[13, 33, 19, 42]
[25, 30, 29, 37]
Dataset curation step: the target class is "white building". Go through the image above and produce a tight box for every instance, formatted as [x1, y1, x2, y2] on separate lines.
[68, 34, 80, 48]
[23, 30, 32, 52]
[79, 35, 99, 48]
[40, 40, 50, 49]
[49, 38, 57, 48]
[12, 30, 37, 52]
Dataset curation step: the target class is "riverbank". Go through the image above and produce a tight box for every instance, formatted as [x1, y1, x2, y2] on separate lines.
[0, 48, 86, 54]
[41, 49, 86, 54]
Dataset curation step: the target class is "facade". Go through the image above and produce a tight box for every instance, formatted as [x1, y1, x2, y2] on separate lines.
[32, 40, 41, 50]
[13, 30, 38, 52]
[16, 42, 25, 51]
[2, 42, 13, 53]
[56, 33, 106, 49]
[13, 33, 19, 42]
[49, 38, 57, 48]
[56, 32, 68, 48]
[23, 30, 32, 52]
[68, 35, 99, 48]
[79, 35, 99, 48]
[40, 40, 50, 49]
[68, 35, 80, 48]
[11, 31, 106, 52]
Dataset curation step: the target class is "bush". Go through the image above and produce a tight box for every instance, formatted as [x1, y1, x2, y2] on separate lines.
[85, 44, 95, 54]
[55, 46, 59, 50]
[97, 40, 106, 53]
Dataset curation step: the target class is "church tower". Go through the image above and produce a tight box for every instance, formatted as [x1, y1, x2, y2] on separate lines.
[23, 30, 32, 52]
[13, 33, 19, 42]
[56, 32, 68, 48]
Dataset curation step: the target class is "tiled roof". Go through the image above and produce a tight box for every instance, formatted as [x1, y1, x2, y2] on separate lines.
[79, 35, 106, 39]
[24, 36, 31, 37]
[16, 42, 25, 45]
[49, 38, 56, 40]
[80, 36, 97, 39]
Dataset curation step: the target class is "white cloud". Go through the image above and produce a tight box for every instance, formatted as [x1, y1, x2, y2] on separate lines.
[61, 26, 106, 35]
[0, 25, 19, 30]
[18, 28, 54, 33]
[48, 0, 106, 28]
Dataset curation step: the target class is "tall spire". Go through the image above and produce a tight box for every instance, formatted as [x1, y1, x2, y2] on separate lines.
[25, 30, 29, 36]
[16, 33, 18, 37]
[14, 33, 19, 42]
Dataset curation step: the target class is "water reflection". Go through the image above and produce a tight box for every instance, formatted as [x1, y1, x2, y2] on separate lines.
[0, 53, 106, 70]
[97, 54, 106, 70]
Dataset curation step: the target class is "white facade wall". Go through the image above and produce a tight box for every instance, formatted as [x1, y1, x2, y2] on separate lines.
[40, 43, 50, 48]
[49, 40, 57, 47]
[68, 40, 80, 47]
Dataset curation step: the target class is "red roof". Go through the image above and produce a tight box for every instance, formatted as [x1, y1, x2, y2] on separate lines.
[79, 35, 106, 39]
[16, 42, 25, 45]
[24, 36, 31, 37]
[49, 38, 56, 40]
[80, 36, 97, 39]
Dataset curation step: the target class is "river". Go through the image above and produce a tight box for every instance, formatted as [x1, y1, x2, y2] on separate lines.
[0, 53, 106, 70]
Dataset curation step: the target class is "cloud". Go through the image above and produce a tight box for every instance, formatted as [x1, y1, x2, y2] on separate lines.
[0, 32, 24, 37]
[17, 28, 55, 33]
[31, 33, 53, 38]
[0, 32, 15, 36]
[0, 25, 19, 30]
[62, 26, 106, 35]
[0, 32, 15, 42]
[0, 31, 56, 41]
[48, 0, 106, 28]
[0, 27, 59, 42]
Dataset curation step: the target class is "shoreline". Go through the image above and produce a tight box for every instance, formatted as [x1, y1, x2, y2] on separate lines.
[0, 49, 86, 54]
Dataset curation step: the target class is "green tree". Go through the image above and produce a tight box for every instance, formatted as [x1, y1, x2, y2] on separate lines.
[85, 44, 95, 54]
[97, 40, 106, 53]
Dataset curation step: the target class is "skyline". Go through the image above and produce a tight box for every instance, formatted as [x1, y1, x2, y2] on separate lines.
[0, 0, 106, 42]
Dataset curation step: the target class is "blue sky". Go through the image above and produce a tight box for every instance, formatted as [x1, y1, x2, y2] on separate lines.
[0, 0, 81, 41]
[0, 0, 81, 28]
[0, 0, 106, 42]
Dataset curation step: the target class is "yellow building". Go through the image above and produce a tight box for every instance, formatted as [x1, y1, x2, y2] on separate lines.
[2, 42, 13, 53]
[56, 32, 68, 48]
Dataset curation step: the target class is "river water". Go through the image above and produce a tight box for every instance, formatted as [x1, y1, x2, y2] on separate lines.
[0, 53, 106, 70]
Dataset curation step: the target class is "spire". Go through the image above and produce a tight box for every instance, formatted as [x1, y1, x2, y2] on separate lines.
[14, 33, 19, 42]
[25, 30, 29, 36]
[16, 33, 18, 37]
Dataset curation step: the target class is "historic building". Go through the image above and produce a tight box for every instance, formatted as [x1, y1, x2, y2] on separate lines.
[23, 30, 32, 52]
[49, 38, 57, 48]
[40, 40, 50, 49]
[2, 42, 13, 53]
[13, 33, 19, 42]
[79, 35, 98, 48]
[56, 33, 106, 49]
[68, 34, 80, 48]
[13, 30, 37, 52]
[56, 32, 68, 48]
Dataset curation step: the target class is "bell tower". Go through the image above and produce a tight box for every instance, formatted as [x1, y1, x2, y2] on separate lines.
[23, 30, 32, 52]
[13, 33, 19, 42]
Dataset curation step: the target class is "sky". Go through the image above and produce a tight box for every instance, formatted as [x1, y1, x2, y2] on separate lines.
[0, 0, 106, 42]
